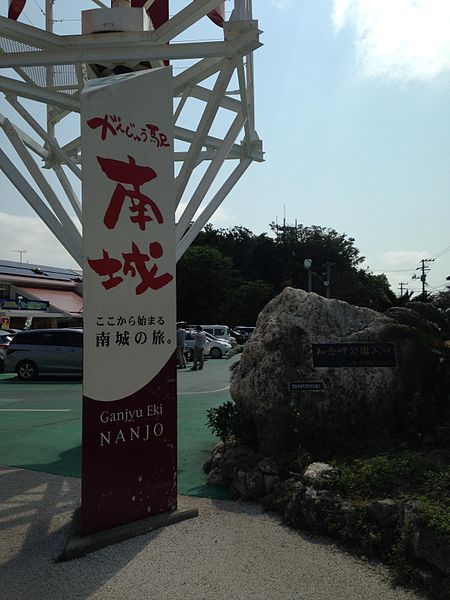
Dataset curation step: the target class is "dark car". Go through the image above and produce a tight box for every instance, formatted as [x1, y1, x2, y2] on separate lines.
[231, 326, 255, 344]
[5, 328, 83, 380]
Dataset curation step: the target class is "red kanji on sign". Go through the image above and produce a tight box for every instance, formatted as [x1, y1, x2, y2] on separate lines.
[87, 114, 116, 141]
[123, 241, 173, 295]
[88, 241, 173, 295]
[97, 155, 163, 231]
[87, 250, 123, 290]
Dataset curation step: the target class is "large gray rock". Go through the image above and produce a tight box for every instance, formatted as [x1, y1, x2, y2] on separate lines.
[412, 527, 450, 575]
[233, 468, 265, 500]
[367, 499, 400, 528]
[230, 288, 449, 458]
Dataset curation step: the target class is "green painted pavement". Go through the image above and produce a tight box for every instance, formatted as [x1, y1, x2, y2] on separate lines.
[0, 359, 238, 499]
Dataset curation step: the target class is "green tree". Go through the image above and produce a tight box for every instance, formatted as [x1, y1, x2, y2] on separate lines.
[267, 223, 365, 293]
[196, 225, 261, 279]
[177, 223, 396, 323]
[334, 270, 396, 311]
[176, 245, 237, 323]
[229, 280, 275, 325]
[431, 290, 450, 310]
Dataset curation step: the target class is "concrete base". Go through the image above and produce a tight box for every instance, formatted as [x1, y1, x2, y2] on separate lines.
[58, 504, 199, 561]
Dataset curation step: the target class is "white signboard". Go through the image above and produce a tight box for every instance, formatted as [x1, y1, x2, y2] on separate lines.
[81, 68, 175, 402]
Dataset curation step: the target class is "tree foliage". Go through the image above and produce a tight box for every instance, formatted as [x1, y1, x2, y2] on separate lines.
[176, 245, 236, 323]
[432, 290, 450, 311]
[176, 223, 396, 325]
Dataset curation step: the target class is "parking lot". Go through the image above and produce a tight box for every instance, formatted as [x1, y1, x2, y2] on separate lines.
[0, 357, 237, 499]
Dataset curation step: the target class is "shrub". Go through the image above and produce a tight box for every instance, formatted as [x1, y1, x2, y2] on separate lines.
[206, 401, 239, 443]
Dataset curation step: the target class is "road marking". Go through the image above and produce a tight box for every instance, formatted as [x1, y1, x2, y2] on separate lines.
[0, 409, 71, 412]
[178, 385, 230, 396]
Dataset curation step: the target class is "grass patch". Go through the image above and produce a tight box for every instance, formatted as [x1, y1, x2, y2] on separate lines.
[330, 447, 450, 516]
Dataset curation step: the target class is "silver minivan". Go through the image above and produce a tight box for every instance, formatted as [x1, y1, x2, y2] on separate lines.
[5, 328, 83, 380]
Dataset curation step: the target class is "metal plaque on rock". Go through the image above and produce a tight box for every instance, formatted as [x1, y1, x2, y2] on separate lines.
[312, 342, 396, 368]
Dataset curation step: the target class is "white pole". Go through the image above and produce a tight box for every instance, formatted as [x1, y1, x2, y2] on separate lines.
[175, 59, 237, 206]
[54, 165, 83, 223]
[175, 112, 244, 244]
[5, 95, 82, 178]
[46, 1, 55, 138]
[0, 147, 82, 266]
[2, 119, 82, 253]
[176, 158, 252, 261]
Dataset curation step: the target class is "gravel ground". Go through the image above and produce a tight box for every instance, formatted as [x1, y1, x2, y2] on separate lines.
[0, 467, 421, 600]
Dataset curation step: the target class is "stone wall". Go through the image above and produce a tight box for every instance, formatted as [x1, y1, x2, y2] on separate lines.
[204, 449, 450, 585]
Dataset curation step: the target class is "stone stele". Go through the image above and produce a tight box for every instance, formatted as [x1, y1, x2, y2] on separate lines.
[230, 287, 449, 459]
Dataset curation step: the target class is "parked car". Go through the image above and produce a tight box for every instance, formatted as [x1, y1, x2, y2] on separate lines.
[231, 326, 255, 344]
[5, 328, 83, 380]
[184, 330, 231, 360]
[204, 332, 232, 358]
[200, 325, 233, 343]
[0, 330, 15, 373]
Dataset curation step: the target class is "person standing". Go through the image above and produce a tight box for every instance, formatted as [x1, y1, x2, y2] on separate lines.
[192, 325, 206, 371]
[176, 322, 187, 369]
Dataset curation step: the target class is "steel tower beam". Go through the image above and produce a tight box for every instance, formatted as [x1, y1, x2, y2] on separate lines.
[0, 0, 263, 264]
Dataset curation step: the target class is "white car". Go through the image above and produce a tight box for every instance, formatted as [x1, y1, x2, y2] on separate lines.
[185, 330, 231, 359]
[0, 330, 16, 373]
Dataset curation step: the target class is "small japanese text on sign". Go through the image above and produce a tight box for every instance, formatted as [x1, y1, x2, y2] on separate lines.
[312, 343, 396, 368]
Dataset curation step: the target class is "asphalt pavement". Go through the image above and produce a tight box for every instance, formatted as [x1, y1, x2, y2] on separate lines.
[0, 358, 422, 599]
[0, 358, 234, 497]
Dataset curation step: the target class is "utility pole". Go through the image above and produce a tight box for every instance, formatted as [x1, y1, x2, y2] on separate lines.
[413, 259, 434, 297]
[323, 261, 335, 299]
[399, 282, 408, 297]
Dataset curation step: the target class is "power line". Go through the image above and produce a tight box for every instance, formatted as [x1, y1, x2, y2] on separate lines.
[370, 244, 450, 273]
[371, 268, 416, 273]
[428, 283, 449, 292]
[432, 245, 450, 260]
[32, 0, 45, 17]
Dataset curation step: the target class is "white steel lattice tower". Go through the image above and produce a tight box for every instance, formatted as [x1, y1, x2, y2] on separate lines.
[0, 1, 263, 267]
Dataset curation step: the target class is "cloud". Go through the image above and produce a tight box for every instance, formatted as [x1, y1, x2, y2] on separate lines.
[206, 205, 237, 227]
[270, 0, 293, 10]
[381, 249, 429, 268]
[0, 212, 78, 268]
[332, 0, 450, 80]
[176, 202, 237, 229]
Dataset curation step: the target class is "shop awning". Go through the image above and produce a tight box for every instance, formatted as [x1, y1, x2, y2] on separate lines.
[16, 286, 83, 316]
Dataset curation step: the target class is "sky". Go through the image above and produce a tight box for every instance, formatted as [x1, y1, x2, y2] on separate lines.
[0, 0, 449, 297]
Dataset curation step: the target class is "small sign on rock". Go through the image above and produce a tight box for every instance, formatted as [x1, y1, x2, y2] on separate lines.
[289, 381, 324, 391]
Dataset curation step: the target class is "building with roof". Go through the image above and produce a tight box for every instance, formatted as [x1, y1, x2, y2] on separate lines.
[0, 259, 83, 330]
